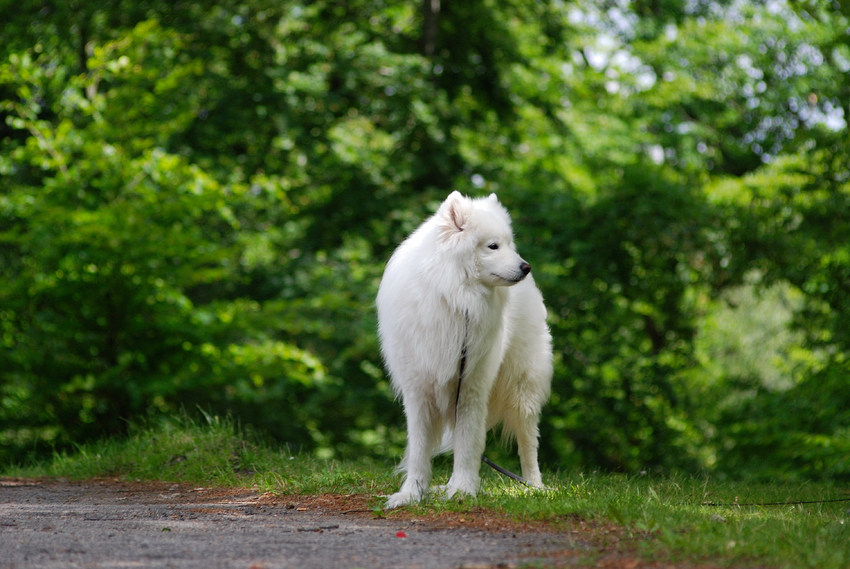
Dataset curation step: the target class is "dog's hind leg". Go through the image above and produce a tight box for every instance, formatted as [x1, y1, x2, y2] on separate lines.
[512, 413, 544, 488]
[386, 390, 442, 509]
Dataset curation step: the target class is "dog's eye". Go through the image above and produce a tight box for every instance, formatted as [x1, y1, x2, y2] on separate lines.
[487, 243, 499, 250]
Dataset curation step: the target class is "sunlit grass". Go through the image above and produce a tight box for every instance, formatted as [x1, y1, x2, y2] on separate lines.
[4, 413, 399, 495]
[395, 469, 850, 568]
[4, 414, 849, 569]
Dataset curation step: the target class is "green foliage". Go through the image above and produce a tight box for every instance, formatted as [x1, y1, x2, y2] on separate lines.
[1, 0, 849, 481]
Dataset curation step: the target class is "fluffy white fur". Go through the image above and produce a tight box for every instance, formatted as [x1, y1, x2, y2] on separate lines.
[377, 191, 553, 509]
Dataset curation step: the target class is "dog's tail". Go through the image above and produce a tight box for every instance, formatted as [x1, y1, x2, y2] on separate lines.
[393, 428, 452, 474]
[437, 428, 453, 455]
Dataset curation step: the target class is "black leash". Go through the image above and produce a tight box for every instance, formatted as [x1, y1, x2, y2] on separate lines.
[454, 350, 467, 423]
[703, 497, 850, 507]
[481, 455, 533, 488]
[454, 310, 469, 423]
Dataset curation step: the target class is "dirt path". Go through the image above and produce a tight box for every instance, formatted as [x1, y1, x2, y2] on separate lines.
[0, 478, 663, 569]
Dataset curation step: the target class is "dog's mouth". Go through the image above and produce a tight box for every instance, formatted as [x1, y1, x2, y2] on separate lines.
[491, 272, 528, 285]
[492, 261, 531, 285]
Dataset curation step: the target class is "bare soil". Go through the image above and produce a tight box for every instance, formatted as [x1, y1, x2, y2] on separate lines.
[0, 477, 703, 568]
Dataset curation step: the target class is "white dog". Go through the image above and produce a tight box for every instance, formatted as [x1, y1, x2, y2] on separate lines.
[377, 191, 553, 509]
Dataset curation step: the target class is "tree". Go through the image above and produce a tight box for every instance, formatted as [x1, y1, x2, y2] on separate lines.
[1, 0, 848, 479]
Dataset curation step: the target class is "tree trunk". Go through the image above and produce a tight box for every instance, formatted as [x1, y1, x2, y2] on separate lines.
[420, 0, 440, 56]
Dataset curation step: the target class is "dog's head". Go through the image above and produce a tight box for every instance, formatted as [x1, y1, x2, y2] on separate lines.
[437, 191, 531, 287]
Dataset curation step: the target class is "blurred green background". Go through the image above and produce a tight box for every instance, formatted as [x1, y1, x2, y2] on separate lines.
[2, 0, 848, 480]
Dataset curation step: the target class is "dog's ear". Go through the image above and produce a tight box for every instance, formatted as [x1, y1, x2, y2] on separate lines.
[439, 191, 471, 236]
[487, 193, 499, 203]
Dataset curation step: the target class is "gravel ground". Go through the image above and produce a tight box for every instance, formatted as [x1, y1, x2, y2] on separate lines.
[0, 478, 588, 569]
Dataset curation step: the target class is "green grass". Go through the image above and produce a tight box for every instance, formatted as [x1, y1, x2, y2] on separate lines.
[4, 413, 397, 495]
[4, 414, 849, 569]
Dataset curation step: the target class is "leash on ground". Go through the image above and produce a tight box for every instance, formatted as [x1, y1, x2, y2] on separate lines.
[702, 496, 850, 507]
[481, 455, 534, 488]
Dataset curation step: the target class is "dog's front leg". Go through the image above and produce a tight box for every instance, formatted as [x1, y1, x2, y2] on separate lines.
[446, 379, 491, 499]
[386, 389, 440, 509]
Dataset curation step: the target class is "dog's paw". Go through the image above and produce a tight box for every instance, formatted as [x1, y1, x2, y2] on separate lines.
[385, 491, 421, 510]
[445, 477, 478, 500]
[525, 476, 545, 489]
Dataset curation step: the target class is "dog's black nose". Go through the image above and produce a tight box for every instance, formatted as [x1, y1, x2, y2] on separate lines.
[520, 262, 531, 275]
